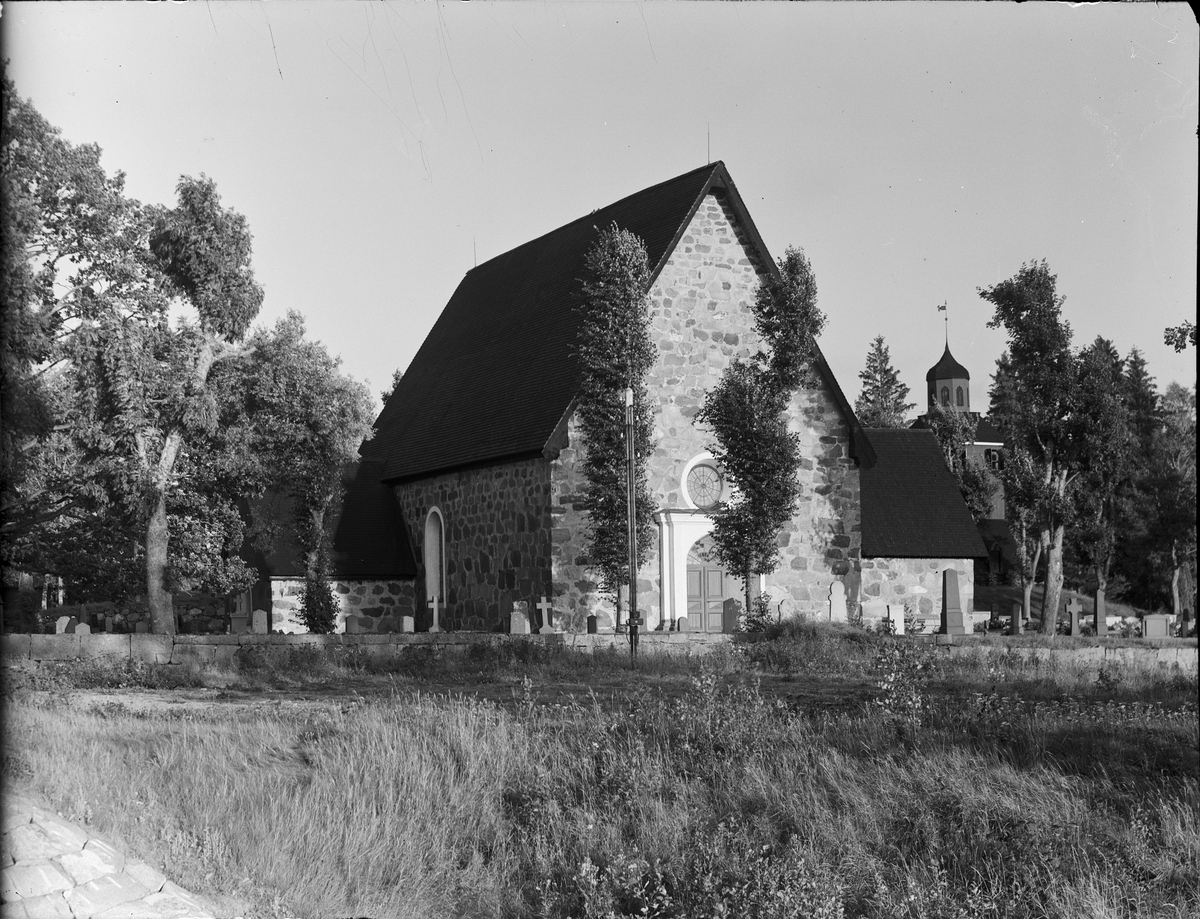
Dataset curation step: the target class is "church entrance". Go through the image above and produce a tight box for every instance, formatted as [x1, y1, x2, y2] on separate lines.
[686, 536, 729, 632]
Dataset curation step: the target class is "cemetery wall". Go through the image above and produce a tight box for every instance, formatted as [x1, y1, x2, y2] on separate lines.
[393, 458, 554, 632]
[548, 191, 861, 626]
[859, 557, 975, 627]
[3, 593, 229, 635]
[269, 578, 416, 634]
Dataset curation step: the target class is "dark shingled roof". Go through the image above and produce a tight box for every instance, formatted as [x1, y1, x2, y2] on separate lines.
[330, 460, 418, 578]
[368, 161, 874, 482]
[973, 416, 1004, 444]
[926, 344, 971, 381]
[860, 428, 988, 559]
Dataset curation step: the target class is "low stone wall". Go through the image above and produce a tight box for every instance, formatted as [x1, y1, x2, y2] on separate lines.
[5, 594, 230, 635]
[1, 629, 732, 668]
[938, 641, 1198, 671]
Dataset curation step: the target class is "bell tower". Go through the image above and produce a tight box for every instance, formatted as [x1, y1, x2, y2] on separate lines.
[925, 343, 971, 413]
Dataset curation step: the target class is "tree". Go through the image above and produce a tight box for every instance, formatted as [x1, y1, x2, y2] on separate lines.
[854, 335, 914, 427]
[1149, 384, 1196, 625]
[1070, 338, 1136, 624]
[1, 73, 140, 557]
[236, 312, 375, 633]
[63, 174, 264, 632]
[698, 246, 823, 615]
[1164, 321, 1196, 352]
[923, 403, 997, 523]
[980, 260, 1077, 633]
[574, 224, 657, 616]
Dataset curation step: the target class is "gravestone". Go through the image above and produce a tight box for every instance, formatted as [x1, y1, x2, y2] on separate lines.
[401, 615, 415, 633]
[860, 599, 887, 626]
[229, 614, 250, 635]
[722, 597, 739, 634]
[344, 614, 363, 634]
[675, 615, 689, 632]
[940, 569, 967, 636]
[1142, 614, 1171, 639]
[75, 623, 91, 636]
[510, 601, 531, 635]
[828, 581, 847, 623]
[56, 615, 72, 634]
[587, 614, 598, 634]
[134, 621, 148, 634]
[63, 617, 79, 634]
[105, 617, 115, 634]
[1094, 601, 1107, 637]
[252, 608, 269, 635]
[885, 603, 905, 636]
[1010, 601, 1023, 636]
[428, 597, 442, 633]
[1066, 597, 1083, 637]
[536, 596, 556, 634]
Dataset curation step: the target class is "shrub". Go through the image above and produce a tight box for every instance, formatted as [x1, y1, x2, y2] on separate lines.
[299, 573, 338, 634]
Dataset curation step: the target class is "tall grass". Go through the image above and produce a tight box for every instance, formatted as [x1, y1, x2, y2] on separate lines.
[3, 624, 1197, 918]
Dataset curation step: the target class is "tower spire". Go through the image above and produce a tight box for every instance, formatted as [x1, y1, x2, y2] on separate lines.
[938, 300, 948, 346]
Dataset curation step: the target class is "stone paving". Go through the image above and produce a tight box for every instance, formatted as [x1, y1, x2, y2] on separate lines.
[1, 796, 217, 919]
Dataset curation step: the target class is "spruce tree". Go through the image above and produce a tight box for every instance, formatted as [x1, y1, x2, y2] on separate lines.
[854, 335, 914, 427]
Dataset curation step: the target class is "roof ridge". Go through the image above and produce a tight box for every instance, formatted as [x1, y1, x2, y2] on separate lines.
[466, 162, 725, 276]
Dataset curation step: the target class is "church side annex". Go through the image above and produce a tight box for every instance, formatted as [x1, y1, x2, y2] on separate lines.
[331, 162, 985, 634]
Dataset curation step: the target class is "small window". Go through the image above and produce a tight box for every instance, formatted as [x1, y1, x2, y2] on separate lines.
[956, 386, 964, 407]
[941, 386, 950, 407]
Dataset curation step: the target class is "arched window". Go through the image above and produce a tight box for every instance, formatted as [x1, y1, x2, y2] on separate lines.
[956, 386, 964, 407]
[424, 509, 444, 602]
[940, 386, 950, 406]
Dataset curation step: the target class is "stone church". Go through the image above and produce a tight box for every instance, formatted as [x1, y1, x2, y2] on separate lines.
[329, 162, 985, 634]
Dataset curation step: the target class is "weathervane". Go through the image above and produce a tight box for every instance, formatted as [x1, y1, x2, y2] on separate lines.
[938, 300, 948, 345]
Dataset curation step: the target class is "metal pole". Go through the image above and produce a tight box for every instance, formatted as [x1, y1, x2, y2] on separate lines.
[625, 387, 639, 661]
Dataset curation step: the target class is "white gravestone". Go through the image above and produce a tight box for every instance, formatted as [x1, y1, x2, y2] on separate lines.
[75, 623, 91, 636]
[344, 614, 363, 634]
[510, 601, 531, 635]
[401, 615, 415, 633]
[252, 608, 269, 635]
[886, 604, 906, 635]
[56, 615, 72, 634]
[828, 582, 847, 623]
[536, 596, 557, 634]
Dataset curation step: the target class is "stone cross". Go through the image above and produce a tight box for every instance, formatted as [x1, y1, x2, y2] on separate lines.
[510, 601, 531, 635]
[828, 581, 847, 623]
[940, 569, 967, 636]
[428, 596, 442, 633]
[536, 596, 556, 634]
[252, 608, 269, 635]
[1066, 596, 1083, 637]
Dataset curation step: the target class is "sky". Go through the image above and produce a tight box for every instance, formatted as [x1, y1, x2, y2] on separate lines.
[4, 1, 1197, 416]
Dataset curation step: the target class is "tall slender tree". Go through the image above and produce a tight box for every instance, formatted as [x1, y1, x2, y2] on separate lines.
[854, 335, 914, 428]
[698, 246, 822, 615]
[1071, 338, 1135, 623]
[574, 224, 656, 617]
[981, 260, 1078, 633]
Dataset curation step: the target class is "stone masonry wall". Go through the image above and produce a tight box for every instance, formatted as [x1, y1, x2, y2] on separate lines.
[550, 191, 862, 625]
[270, 578, 415, 634]
[860, 557, 975, 631]
[394, 458, 553, 631]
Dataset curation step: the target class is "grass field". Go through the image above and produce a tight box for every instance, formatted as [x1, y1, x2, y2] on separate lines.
[3, 622, 1197, 919]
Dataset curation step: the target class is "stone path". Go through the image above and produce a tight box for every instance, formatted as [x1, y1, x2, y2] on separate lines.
[1, 796, 218, 919]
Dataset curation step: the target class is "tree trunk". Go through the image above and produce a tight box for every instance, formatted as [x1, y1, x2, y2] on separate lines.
[305, 506, 326, 582]
[1013, 538, 1042, 635]
[1041, 524, 1065, 634]
[1170, 541, 1182, 620]
[744, 564, 752, 625]
[146, 487, 174, 635]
